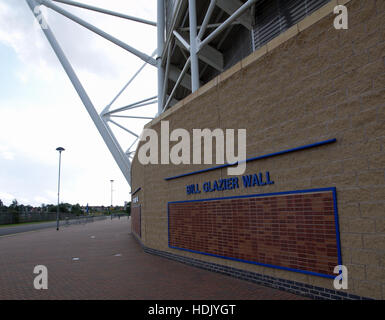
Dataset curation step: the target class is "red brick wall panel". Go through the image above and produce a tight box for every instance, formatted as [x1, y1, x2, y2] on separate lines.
[169, 190, 340, 277]
[131, 205, 141, 238]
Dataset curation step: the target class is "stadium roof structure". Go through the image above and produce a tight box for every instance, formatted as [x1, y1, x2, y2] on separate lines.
[25, 0, 258, 187]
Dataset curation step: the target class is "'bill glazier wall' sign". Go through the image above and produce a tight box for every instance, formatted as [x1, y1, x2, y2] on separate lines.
[186, 172, 274, 195]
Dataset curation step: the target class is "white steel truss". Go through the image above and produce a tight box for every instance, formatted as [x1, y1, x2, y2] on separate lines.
[26, 0, 257, 187]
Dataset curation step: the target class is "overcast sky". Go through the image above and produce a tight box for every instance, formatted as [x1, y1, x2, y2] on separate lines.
[0, 0, 158, 207]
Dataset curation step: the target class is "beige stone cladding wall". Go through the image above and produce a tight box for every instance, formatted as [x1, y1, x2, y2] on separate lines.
[131, 0, 385, 299]
[131, 153, 145, 242]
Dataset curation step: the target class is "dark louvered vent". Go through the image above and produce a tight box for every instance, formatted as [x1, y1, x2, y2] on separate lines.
[252, 0, 331, 50]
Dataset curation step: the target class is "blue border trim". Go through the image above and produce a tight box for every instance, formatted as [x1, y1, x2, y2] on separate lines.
[332, 189, 343, 268]
[131, 187, 141, 196]
[164, 138, 336, 181]
[167, 187, 342, 279]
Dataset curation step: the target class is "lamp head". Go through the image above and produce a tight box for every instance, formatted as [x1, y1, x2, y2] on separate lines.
[56, 147, 65, 152]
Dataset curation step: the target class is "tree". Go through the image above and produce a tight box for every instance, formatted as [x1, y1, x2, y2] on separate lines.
[59, 203, 71, 213]
[9, 199, 20, 223]
[0, 199, 5, 213]
[10, 199, 19, 209]
[71, 203, 82, 215]
[126, 202, 131, 216]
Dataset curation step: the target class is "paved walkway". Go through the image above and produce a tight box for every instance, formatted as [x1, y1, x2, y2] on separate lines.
[0, 217, 104, 236]
[0, 218, 306, 300]
[0, 221, 60, 236]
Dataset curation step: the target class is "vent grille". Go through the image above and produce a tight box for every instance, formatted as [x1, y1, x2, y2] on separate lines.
[252, 0, 331, 50]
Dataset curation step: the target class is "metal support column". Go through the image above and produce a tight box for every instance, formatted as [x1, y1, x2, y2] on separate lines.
[157, 0, 165, 114]
[188, 0, 199, 92]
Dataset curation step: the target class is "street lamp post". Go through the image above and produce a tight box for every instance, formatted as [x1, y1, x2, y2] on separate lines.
[110, 179, 114, 219]
[56, 147, 65, 231]
[110, 180, 114, 207]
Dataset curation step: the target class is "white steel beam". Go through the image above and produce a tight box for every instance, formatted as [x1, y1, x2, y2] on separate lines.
[51, 0, 157, 26]
[179, 22, 241, 32]
[169, 65, 192, 90]
[106, 96, 157, 115]
[216, 0, 253, 30]
[109, 120, 139, 138]
[37, 0, 157, 66]
[199, 0, 257, 51]
[173, 30, 190, 51]
[161, 0, 186, 61]
[157, 0, 165, 114]
[161, 43, 172, 108]
[199, 43, 224, 71]
[175, 34, 224, 71]
[106, 49, 157, 112]
[188, 0, 199, 92]
[197, 0, 216, 41]
[26, 0, 132, 185]
[111, 100, 158, 113]
[127, 138, 139, 153]
[110, 115, 154, 120]
[165, 96, 180, 107]
[163, 57, 191, 112]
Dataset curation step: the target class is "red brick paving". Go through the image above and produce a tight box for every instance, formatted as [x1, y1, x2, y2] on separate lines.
[0, 218, 307, 300]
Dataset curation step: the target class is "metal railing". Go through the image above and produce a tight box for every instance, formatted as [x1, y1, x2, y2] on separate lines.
[62, 215, 108, 226]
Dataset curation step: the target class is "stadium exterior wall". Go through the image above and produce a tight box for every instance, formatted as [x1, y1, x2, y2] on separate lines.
[131, 0, 385, 300]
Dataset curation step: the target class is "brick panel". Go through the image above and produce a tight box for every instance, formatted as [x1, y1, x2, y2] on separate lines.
[131, 205, 141, 238]
[169, 190, 340, 277]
